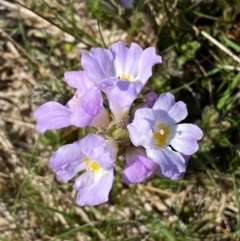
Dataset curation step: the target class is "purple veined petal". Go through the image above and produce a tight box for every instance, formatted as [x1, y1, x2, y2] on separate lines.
[124, 43, 143, 79]
[49, 141, 86, 181]
[118, 0, 133, 8]
[137, 47, 162, 86]
[64, 71, 94, 91]
[74, 170, 114, 206]
[34, 101, 71, 133]
[152, 92, 175, 112]
[168, 101, 188, 124]
[127, 118, 154, 149]
[123, 147, 157, 184]
[110, 41, 127, 76]
[146, 148, 186, 179]
[169, 124, 203, 155]
[79, 134, 115, 170]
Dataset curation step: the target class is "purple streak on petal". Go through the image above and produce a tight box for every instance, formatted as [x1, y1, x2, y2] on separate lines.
[124, 43, 143, 79]
[137, 47, 162, 86]
[64, 71, 94, 91]
[34, 102, 71, 133]
[152, 92, 175, 112]
[169, 124, 203, 155]
[49, 141, 85, 181]
[123, 147, 157, 184]
[146, 148, 186, 179]
[74, 170, 114, 206]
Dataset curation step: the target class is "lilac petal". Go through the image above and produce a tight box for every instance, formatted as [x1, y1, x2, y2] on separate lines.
[110, 41, 127, 76]
[81, 53, 105, 84]
[69, 87, 103, 127]
[154, 109, 176, 127]
[127, 118, 153, 149]
[90, 48, 114, 76]
[168, 101, 188, 124]
[137, 47, 162, 85]
[145, 91, 158, 108]
[81, 87, 103, 116]
[79, 134, 115, 170]
[153, 92, 175, 112]
[81, 48, 113, 84]
[123, 147, 157, 184]
[89, 108, 110, 128]
[106, 80, 142, 108]
[124, 43, 143, 79]
[146, 148, 186, 179]
[69, 104, 94, 127]
[34, 102, 71, 133]
[118, 0, 133, 8]
[132, 91, 158, 114]
[49, 141, 85, 181]
[134, 108, 156, 127]
[154, 153, 190, 179]
[169, 124, 203, 155]
[74, 170, 114, 206]
[98, 77, 118, 90]
[64, 71, 93, 91]
[108, 100, 129, 121]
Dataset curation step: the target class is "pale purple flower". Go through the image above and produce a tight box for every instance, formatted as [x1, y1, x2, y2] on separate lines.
[81, 41, 162, 121]
[118, 0, 133, 8]
[122, 147, 157, 184]
[127, 92, 203, 179]
[49, 134, 118, 206]
[34, 71, 110, 133]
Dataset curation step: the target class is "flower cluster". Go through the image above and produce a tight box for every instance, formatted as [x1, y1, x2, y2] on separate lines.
[34, 41, 203, 206]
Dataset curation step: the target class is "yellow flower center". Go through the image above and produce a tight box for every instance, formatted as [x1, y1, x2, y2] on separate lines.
[118, 74, 134, 82]
[84, 157, 101, 171]
[153, 123, 171, 147]
[90, 161, 100, 171]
